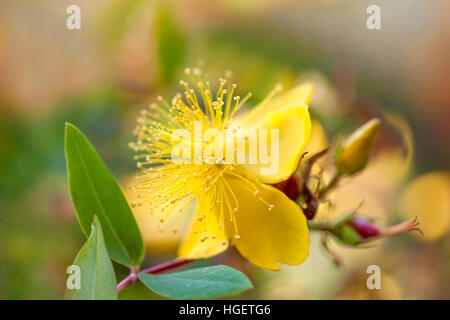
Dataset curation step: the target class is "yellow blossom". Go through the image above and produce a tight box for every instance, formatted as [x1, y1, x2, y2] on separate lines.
[128, 69, 313, 270]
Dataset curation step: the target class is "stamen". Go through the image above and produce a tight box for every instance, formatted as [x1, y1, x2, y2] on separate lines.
[130, 69, 259, 244]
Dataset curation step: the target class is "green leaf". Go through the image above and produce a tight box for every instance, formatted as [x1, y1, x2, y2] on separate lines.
[65, 217, 118, 300]
[65, 122, 144, 267]
[138, 265, 253, 299]
[154, 3, 186, 85]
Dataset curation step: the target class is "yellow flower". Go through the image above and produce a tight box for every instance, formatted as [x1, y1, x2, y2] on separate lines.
[129, 69, 313, 270]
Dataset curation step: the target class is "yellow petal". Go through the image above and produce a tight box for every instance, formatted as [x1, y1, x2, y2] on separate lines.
[224, 172, 309, 270]
[304, 119, 328, 158]
[178, 196, 229, 259]
[234, 83, 313, 184]
[124, 175, 190, 254]
[239, 83, 314, 123]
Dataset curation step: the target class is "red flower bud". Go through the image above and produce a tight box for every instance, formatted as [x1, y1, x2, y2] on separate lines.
[317, 207, 422, 246]
[331, 215, 421, 245]
[347, 216, 380, 239]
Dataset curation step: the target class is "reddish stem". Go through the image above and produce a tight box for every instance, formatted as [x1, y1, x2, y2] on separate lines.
[117, 259, 194, 293]
[116, 268, 138, 292]
[140, 258, 193, 274]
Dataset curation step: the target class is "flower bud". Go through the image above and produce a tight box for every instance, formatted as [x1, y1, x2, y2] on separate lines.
[335, 118, 381, 175]
[347, 216, 380, 239]
[332, 216, 380, 245]
[330, 214, 420, 246]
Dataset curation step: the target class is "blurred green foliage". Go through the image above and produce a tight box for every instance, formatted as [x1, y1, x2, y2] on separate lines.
[154, 3, 186, 86]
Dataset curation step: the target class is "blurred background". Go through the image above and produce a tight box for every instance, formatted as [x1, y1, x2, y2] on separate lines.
[0, 0, 449, 299]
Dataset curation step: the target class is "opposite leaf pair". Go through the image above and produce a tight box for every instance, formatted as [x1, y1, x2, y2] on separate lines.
[64, 123, 252, 300]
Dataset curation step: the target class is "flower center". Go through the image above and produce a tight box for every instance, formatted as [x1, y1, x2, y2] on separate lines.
[129, 69, 275, 240]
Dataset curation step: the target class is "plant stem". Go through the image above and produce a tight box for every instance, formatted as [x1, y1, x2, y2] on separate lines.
[117, 259, 194, 293]
[318, 170, 342, 199]
[140, 258, 194, 274]
[307, 221, 332, 232]
[116, 268, 138, 292]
